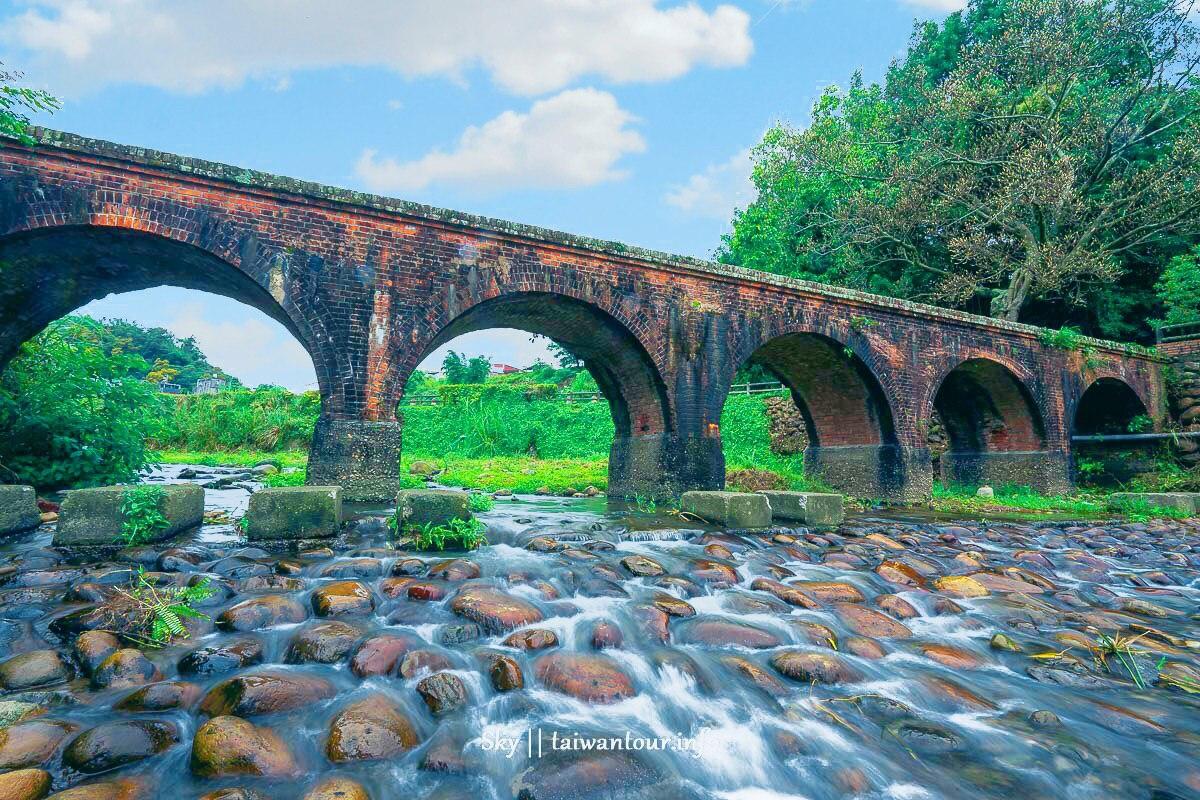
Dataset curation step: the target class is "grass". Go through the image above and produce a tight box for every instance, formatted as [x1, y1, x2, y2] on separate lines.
[407, 517, 489, 551]
[152, 449, 309, 469]
[930, 482, 1109, 516]
[404, 455, 608, 495]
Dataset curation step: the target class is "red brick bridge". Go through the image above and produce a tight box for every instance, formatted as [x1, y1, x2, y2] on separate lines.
[0, 130, 1169, 502]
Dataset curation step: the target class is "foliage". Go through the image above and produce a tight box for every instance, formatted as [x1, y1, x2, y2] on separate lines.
[119, 485, 170, 546]
[410, 456, 608, 495]
[467, 492, 495, 512]
[931, 482, 1109, 516]
[1127, 414, 1153, 434]
[152, 449, 309, 469]
[409, 517, 488, 551]
[1088, 629, 1152, 689]
[106, 568, 214, 648]
[0, 64, 59, 145]
[150, 387, 320, 452]
[262, 468, 307, 487]
[0, 317, 165, 490]
[441, 351, 492, 384]
[721, 0, 1200, 340]
[433, 383, 558, 405]
[98, 318, 239, 391]
[1153, 246, 1200, 328]
[1108, 494, 1192, 521]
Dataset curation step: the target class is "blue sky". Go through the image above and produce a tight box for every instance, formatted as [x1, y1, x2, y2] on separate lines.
[1, 0, 958, 390]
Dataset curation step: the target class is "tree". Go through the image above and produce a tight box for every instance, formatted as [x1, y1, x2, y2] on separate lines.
[1154, 246, 1200, 327]
[442, 351, 468, 383]
[464, 356, 492, 384]
[145, 359, 180, 384]
[723, 0, 1200, 339]
[1, 64, 58, 144]
[0, 317, 164, 490]
[99, 319, 238, 391]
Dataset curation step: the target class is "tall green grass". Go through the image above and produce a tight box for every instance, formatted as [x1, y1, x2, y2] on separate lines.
[150, 388, 320, 452]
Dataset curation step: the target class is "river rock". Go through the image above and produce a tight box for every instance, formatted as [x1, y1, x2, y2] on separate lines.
[75, 632, 120, 676]
[651, 592, 696, 618]
[489, 654, 524, 691]
[350, 634, 419, 678]
[427, 559, 480, 581]
[217, 595, 308, 631]
[770, 651, 862, 684]
[534, 652, 636, 704]
[199, 671, 336, 717]
[449, 584, 543, 633]
[311, 581, 375, 617]
[92, 650, 160, 690]
[41, 778, 145, 800]
[620, 555, 665, 577]
[590, 620, 623, 650]
[326, 695, 420, 762]
[179, 639, 264, 676]
[63, 719, 179, 773]
[933, 575, 990, 598]
[0, 650, 72, 690]
[416, 672, 468, 716]
[512, 749, 668, 800]
[834, 603, 913, 639]
[0, 768, 50, 800]
[0, 719, 78, 769]
[919, 643, 982, 669]
[875, 594, 919, 619]
[0, 701, 45, 728]
[675, 617, 781, 649]
[190, 715, 299, 777]
[285, 621, 362, 663]
[301, 778, 369, 800]
[399, 650, 454, 679]
[749, 577, 820, 609]
[789, 581, 866, 603]
[115, 681, 201, 712]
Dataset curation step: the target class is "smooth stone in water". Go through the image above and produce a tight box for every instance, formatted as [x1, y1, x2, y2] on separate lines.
[0, 650, 72, 691]
[770, 651, 862, 684]
[326, 695, 420, 762]
[199, 671, 336, 717]
[217, 595, 308, 631]
[63, 719, 179, 773]
[416, 672, 469, 716]
[190, 715, 299, 778]
[534, 652, 636, 704]
[311, 581, 375, 617]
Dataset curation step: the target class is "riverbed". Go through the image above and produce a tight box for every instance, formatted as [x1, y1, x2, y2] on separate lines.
[0, 465, 1198, 800]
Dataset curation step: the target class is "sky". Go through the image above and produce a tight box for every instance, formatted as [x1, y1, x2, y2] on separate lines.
[0, 0, 960, 390]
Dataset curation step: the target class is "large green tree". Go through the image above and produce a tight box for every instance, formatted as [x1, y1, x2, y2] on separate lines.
[1, 64, 57, 143]
[722, 0, 1200, 340]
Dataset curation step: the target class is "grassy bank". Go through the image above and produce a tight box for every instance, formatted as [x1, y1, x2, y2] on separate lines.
[930, 483, 1109, 517]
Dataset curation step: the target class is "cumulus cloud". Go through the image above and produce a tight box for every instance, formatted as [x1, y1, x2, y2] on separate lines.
[355, 88, 645, 193]
[2, 0, 753, 96]
[664, 147, 756, 220]
[900, 0, 967, 11]
[168, 303, 317, 391]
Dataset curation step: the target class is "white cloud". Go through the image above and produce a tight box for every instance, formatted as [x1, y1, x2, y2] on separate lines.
[3, 0, 753, 96]
[355, 88, 645, 192]
[168, 303, 317, 391]
[664, 147, 756, 219]
[900, 0, 967, 11]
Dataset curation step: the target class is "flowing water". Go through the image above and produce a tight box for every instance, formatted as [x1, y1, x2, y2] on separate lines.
[1, 465, 1199, 800]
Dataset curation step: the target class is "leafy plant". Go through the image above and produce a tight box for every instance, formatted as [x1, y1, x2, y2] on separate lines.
[632, 494, 658, 515]
[467, 492, 495, 512]
[1, 65, 59, 145]
[1088, 629, 1151, 689]
[410, 517, 488, 551]
[119, 486, 169, 547]
[105, 568, 214, 648]
[849, 315, 878, 333]
[1127, 414, 1153, 434]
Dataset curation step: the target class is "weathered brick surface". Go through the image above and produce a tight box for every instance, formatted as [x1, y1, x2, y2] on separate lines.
[0, 130, 1170, 500]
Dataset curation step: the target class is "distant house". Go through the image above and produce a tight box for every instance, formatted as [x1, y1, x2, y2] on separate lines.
[490, 363, 523, 375]
[194, 377, 228, 394]
[157, 380, 183, 394]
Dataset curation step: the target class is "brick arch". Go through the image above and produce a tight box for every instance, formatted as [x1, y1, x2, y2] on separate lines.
[930, 358, 1047, 454]
[391, 290, 672, 439]
[0, 215, 344, 415]
[1072, 376, 1150, 436]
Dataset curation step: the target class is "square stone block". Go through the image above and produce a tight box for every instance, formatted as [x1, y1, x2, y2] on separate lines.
[0, 485, 40, 537]
[758, 491, 844, 526]
[1109, 492, 1198, 515]
[680, 491, 772, 528]
[396, 489, 471, 530]
[55, 484, 204, 546]
[246, 486, 343, 540]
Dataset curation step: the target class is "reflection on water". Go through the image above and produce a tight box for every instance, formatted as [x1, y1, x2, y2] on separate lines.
[0, 464, 1197, 799]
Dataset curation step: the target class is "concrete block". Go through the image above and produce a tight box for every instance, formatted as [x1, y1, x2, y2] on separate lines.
[55, 484, 204, 546]
[1109, 493, 1198, 515]
[396, 489, 471, 529]
[680, 491, 772, 528]
[758, 491, 844, 526]
[246, 486, 343, 540]
[0, 485, 40, 536]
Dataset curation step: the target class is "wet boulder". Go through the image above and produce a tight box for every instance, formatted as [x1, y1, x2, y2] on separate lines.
[0, 485, 40, 537]
[349, 634, 419, 678]
[179, 639, 264, 676]
[590, 620, 623, 650]
[488, 654, 524, 692]
[512, 749, 670, 800]
[770, 650, 862, 684]
[302, 778, 370, 800]
[115, 681, 201, 712]
[311, 581, 375, 617]
[932, 575, 990, 598]
[199, 671, 336, 717]
[399, 649, 454, 679]
[191, 715, 299, 778]
[0, 701, 45, 728]
[92, 650, 161, 690]
[502, 628, 559, 650]
[884, 719, 964, 756]
[427, 558, 481, 581]
[75, 632, 121, 676]
[0, 649, 72, 691]
[285, 621, 362, 664]
[317, 558, 383, 579]
[533, 652, 636, 704]
[788, 581, 866, 604]
[416, 672, 469, 716]
[396, 489, 470, 528]
[0, 719, 79, 769]
[0, 768, 50, 800]
[675, 617, 781, 649]
[833, 603, 913, 639]
[619, 555, 665, 577]
[449, 584, 543, 633]
[749, 578, 820, 609]
[55, 484, 203, 547]
[680, 491, 772, 528]
[217, 595, 308, 631]
[326, 694, 420, 762]
[63, 719, 179, 774]
[245, 486, 343, 541]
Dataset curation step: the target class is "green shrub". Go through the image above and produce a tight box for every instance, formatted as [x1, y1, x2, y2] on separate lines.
[150, 387, 320, 452]
[0, 317, 165, 490]
[120, 485, 169, 546]
[409, 517, 488, 551]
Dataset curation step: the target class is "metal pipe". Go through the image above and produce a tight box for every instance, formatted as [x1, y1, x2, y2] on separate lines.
[1071, 431, 1200, 443]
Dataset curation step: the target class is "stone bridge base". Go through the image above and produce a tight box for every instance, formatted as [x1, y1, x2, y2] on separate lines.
[609, 434, 724, 500]
[940, 450, 1072, 495]
[805, 445, 933, 503]
[307, 417, 403, 503]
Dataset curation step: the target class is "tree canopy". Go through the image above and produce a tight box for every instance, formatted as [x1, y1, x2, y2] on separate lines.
[721, 0, 1200, 340]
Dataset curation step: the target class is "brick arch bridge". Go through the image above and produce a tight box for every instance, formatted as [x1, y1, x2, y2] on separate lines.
[0, 130, 1169, 501]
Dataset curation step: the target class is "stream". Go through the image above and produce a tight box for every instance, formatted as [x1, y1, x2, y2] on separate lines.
[0, 464, 1198, 800]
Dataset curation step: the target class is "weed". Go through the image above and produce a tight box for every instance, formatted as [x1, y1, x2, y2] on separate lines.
[467, 492, 495, 512]
[410, 517, 488, 551]
[1087, 629, 1151, 689]
[632, 494, 658, 514]
[1127, 414, 1153, 433]
[104, 568, 214, 648]
[849, 315, 878, 333]
[119, 485, 169, 546]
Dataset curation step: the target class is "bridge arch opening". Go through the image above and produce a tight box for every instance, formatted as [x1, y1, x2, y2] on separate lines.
[932, 358, 1053, 490]
[719, 332, 905, 498]
[1071, 377, 1152, 485]
[397, 292, 674, 498]
[0, 225, 326, 488]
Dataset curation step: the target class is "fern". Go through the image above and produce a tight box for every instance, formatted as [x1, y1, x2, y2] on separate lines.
[108, 569, 215, 647]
